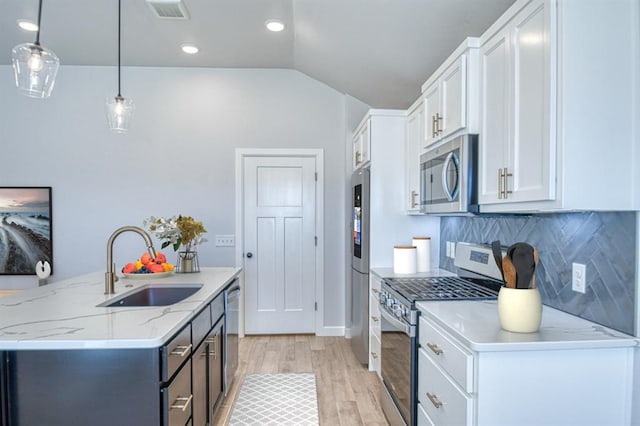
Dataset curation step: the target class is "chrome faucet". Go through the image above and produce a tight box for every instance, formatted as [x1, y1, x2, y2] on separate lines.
[105, 226, 157, 295]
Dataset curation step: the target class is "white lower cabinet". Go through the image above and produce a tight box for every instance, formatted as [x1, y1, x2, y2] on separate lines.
[418, 309, 635, 425]
[369, 274, 382, 377]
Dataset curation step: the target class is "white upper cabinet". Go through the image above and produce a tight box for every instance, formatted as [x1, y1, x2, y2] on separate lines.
[479, 0, 553, 205]
[422, 39, 479, 148]
[405, 98, 424, 214]
[353, 118, 371, 170]
[478, 0, 640, 212]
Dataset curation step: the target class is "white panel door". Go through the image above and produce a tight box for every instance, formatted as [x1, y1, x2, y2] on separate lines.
[244, 156, 316, 334]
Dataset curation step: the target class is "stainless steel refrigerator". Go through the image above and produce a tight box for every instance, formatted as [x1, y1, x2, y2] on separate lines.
[350, 166, 370, 364]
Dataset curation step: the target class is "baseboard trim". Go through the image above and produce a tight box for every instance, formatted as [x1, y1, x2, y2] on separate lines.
[316, 326, 345, 337]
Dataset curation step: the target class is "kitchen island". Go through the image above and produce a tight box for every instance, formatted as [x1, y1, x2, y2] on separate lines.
[416, 300, 637, 425]
[0, 267, 241, 426]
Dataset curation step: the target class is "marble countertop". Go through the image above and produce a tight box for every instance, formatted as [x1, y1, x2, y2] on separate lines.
[416, 300, 637, 352]
[0, 267, 241, 350]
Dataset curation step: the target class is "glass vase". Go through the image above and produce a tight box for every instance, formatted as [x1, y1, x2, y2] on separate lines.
[176, 251, 200, 273]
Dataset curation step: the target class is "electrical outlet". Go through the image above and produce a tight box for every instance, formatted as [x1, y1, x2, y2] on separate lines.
[215, 235, 235, 247]
[446, 241, 452, 258]
[450, 242, 456, 259]
[572, 263, 586, 293]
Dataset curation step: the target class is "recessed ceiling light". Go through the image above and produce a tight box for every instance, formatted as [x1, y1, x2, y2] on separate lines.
[16, 19, 38, 32]
[265, 19, 285, 32]
[181, 44, 199, 54]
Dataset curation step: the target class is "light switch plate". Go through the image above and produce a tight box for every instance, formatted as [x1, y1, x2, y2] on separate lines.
[215, 235, 235, 247]
[572, 263, 586, 293]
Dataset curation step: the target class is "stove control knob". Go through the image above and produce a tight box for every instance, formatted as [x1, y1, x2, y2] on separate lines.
[379, 293, 387, 305]
[386, 298, 395, 308]
[393, 304, 403, 318]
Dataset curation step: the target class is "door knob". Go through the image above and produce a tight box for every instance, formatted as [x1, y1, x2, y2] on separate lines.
[246, 252, 253, 258]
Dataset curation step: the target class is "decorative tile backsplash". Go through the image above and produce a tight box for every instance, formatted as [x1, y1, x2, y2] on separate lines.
[440, 212, 636, 335]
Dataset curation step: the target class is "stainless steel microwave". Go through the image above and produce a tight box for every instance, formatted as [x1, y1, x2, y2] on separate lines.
[420, 134, 478, 214]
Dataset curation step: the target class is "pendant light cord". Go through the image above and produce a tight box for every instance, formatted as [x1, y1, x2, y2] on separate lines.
[117, 0, 122, 97]
[35, 0, 43, 46]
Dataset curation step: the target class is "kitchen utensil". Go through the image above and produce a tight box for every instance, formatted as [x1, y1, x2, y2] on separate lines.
[531, 248, 539, 289]
[502, 255, 517, 289]
[507, 243, 536, 289]
[491, 240, 505, 284]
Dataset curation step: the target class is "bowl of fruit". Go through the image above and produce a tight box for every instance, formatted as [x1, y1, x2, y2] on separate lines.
[121, 252, 175, 279]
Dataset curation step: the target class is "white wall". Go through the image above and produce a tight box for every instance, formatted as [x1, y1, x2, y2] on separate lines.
[0, 65, 352, 329]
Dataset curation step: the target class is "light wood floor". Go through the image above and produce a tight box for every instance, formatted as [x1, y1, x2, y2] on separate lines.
[212, 335, 389, 425]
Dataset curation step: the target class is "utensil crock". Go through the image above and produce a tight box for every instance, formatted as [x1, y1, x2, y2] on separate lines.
[497, 287, 542, 333]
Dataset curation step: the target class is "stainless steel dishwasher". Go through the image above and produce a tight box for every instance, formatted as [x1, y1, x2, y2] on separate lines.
[224, 281, 240, 394]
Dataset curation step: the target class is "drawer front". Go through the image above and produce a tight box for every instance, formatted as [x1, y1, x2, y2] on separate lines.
[418, 348, 472, 426]
[210, 292, 224, 324]
[163, 324, 192, 381]
[417, 402, 435, 426]
[369, 332, 381, 376]
[419, 317, 473, 392]
[192, 304, 211, 348]
[164, 359, 192, 426]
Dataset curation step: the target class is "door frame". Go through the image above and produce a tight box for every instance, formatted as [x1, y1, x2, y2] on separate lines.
[235, 148, 325, 336]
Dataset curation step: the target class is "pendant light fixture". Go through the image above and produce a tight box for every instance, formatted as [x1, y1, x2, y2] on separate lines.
[11, 0, 59, 99]
[105, 0, 134, 133]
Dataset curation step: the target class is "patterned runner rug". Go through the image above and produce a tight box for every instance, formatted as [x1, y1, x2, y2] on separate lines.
[229, 373, 319, 425]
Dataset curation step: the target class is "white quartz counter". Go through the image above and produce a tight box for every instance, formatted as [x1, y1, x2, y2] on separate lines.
[416, 299, 637, 352]
[0, 267, 241, 350]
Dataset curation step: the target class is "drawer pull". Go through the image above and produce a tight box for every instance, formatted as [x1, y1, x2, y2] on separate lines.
[426, 342, 443, 355]
[371, 316, 379, 322]
[204, 337, 216, 344]
[372, 288, 380, 295]
[170, 344, 192, 357]
[426, 392, 443, 409]
[371, 352, 378, 359]
[171, 394, 193, 411]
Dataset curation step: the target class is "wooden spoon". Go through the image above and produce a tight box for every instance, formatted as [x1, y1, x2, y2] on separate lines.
[530, 248, 539, 289]
[502, 255, 517, 289]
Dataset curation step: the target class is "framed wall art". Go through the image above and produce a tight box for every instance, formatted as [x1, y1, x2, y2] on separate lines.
[0, 187, 52, 275]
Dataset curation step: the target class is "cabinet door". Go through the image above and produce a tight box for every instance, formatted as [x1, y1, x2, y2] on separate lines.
[208, 324, 223, 419]
[192, 342, 207, 426]
[423, 83, 440, 147]
[508, 0, 554, 203]
[406, 103, 424, 213]
[441, 55, 467, 138]
[353, 119, 371, 169]
[478, 27, 511, 203]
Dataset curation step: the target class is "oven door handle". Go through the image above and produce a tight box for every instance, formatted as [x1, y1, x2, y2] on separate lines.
[380, 308, 415, 337]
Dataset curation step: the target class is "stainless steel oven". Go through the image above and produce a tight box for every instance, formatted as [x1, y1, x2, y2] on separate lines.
[379, 286, 418, 426]
[379, 243, 503, 426]
[420, 134, 478, 214]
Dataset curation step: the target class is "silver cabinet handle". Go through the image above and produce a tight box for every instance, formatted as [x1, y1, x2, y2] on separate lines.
[498, 168, 513, 199]
[371, 352, 378, 359]
[410, 190, 418, 208]
[372, 288, 380, 295]
[426, 392, 443, 408]
[170, 344, 192, 357]
[371, 316, 379, 322]
[426, 342, 444, 355]
[432, 115, 438, 138]
[435, 113, 443, 135]
[171, 394, 193, 411]
[355, 150, 361, 165]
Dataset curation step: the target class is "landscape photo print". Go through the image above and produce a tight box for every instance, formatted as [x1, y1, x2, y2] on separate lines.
[0, 187, 52, 275]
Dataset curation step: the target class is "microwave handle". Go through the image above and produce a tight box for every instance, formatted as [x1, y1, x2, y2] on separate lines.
[442, 152, 456, 201]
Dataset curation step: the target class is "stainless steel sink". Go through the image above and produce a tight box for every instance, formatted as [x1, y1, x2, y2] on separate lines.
[98, 284, 203, 307]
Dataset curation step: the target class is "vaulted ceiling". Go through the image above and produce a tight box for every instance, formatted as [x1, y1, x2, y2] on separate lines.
[1, 0, 516, 108]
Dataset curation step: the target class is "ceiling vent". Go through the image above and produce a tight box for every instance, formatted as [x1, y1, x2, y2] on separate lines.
[146, 0, 190, 19]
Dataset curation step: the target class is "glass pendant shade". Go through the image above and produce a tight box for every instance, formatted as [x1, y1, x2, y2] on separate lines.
[106, 95, 134, 133]
[11, 42, 59, 98]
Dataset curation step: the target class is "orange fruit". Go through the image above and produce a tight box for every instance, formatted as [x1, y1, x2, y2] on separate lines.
[122, 263, 136, 274]
[148, 263, 164, 273]
[140, 252, 153, 265]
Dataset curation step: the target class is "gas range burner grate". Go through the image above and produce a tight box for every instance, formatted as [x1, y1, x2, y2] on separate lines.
[385, 276, 499, 302]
